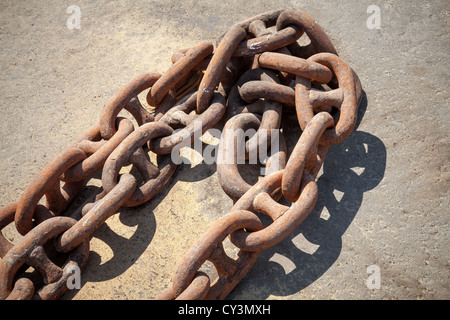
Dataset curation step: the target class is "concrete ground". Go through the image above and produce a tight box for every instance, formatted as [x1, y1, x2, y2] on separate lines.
[0, 0, 448, 300]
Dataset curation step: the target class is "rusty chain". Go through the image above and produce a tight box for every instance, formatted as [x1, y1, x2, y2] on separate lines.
[0, 8, 363, 300]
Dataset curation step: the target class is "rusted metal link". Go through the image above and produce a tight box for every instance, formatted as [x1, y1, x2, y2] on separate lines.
[225, 69, 286, 169]
[257, 51, 333, 83]
[0, 8, 364, 301]
[15, 148, 87, 235]
[276, 9, 338, 58]
[296, 52, 358, 145]
[230, 9, 285, 32]
[163, 210, 263, 300]
[265, 46, 295, 85]
[239, 80, 344, 113]
[217, 113, 287, 201]
[61, 117, 135, 182]
[282, 112, 334, 202]
[234, 25, 303, 57]
[157, 89, 199, 127]
[154, 88, 177, 121]
[171, 50, 233, 97]
[150, 88, 226, 155]
[197, 26, 247, 114]
[217, 114, 259, 200]
[246, 99, 282, 155]
[216, 9, 285, 48]
[175, 71, 203, 101]
[239, 80, 295, 106]
[171, 49, 211, 72]
[157, 271, 211, 300]
[229, 170, 318, 251]
[69, 122, 106, 153]
[5, 278, 34, 300]
[125, 95, 155, 127]
[227, 68, 279, 112]
[213, 10, 286, 72]
[248, 19, 272, 37]
[147, 41, 214, 106]
[239, 76, 359, 115]
[99, 72, 161, 139]
[0, 202, 17, 257]
[226, 67, 283, 159]
[229, 99, 267, 115]
[102, 121, 177, 207]
[176, 271, 211, 300]
[306, 144, 330, 179]
[55, 173, 137, 252]
[0, 216, 89, 300]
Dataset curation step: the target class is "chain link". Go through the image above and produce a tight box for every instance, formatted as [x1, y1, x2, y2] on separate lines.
[0, 8, 362, 300]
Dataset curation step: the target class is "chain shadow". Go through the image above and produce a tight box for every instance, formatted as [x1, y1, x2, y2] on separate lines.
[61, 143, 220, 299]
[227, 91, 387, 299]
[63, 90, 383, 300]
[61, 161, 184, 299]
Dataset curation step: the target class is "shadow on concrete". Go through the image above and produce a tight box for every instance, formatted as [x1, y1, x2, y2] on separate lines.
[227, 91, 388, 299]
[63, 90, 386, 300]
[61, 165, 181, 298]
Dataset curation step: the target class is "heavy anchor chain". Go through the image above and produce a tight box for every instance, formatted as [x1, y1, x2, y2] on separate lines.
[0, 8, 363, 300]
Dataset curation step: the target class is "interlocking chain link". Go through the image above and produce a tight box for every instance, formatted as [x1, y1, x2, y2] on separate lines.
[0, 8, 362, 300]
